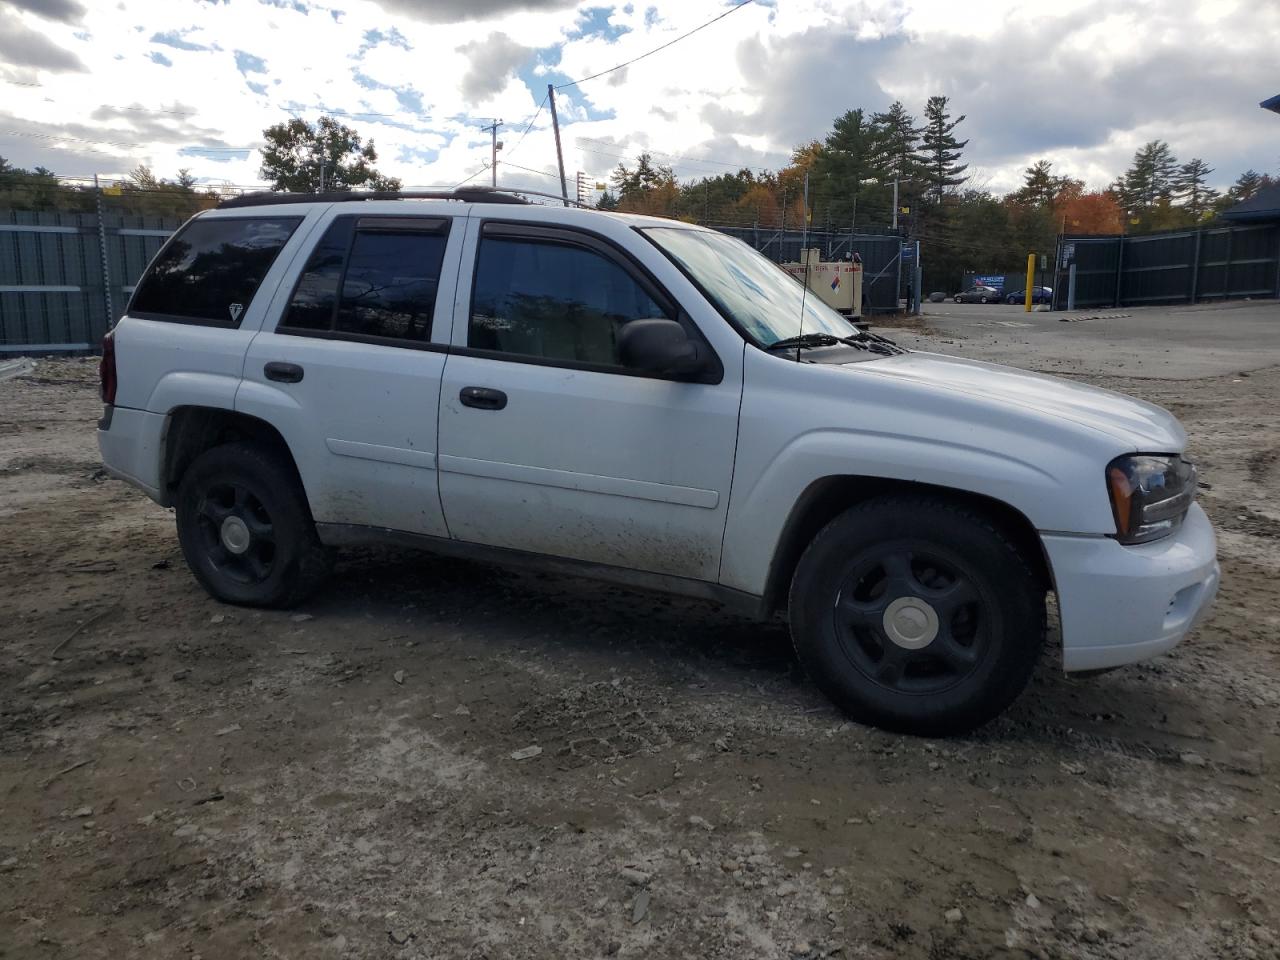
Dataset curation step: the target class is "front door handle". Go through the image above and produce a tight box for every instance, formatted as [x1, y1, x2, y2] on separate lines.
[459, 386, 507, 410]
[264, 361, 304, 383]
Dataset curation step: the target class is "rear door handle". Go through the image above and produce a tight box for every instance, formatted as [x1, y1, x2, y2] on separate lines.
[459, 386, 507, 410]
[264, 362, 304, 383]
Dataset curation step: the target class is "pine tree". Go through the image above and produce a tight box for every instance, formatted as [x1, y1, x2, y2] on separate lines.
[1116, 140, 1179, 209]
[919, 95, 968, 203]
[1014, 160, 1064, 207]
[870, 101, 922, 181]
[1227, 169, 1265, 203]
[1174, 159, 1218, 221]
[812, 108, 883, 227]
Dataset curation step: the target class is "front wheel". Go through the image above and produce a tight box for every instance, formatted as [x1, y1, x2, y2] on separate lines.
[953, 297, 962, 304]
[979, 296, 989, 304]
[788, 496, 1045, 735]
[175, 441, 331, 607]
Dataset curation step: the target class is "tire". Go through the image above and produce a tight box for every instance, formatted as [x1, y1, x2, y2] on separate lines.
[175, 441, 331, 608]
[788, 496, 1045, 735]
[953, 297, 962, 304]
[979, 296, 989, 304]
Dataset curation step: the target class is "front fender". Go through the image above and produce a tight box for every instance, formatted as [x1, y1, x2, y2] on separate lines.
[719, 351, 1125, 597]
[719, 427, 1092, 596]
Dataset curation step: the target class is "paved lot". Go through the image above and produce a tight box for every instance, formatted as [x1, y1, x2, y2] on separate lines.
[887, 298, 1280, 379]
[1, 309, 1279, 959]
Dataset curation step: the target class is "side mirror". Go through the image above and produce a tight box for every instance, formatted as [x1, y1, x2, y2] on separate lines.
[618, 319, 706, 376]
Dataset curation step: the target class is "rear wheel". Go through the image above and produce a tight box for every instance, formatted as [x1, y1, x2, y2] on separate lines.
[979, 295, 989, 303]
[175, 442, 331, 607]
[788, 496, 1045, 735]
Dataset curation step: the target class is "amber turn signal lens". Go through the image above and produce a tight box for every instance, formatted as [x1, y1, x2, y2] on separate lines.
[1108, 465, 1134, 536]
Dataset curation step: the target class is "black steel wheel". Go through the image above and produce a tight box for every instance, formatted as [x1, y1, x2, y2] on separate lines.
[789, 496, 1045, 735]
[834, 545, 988, 696]
[192, 480, 277, 585]
[176, 441, 331, 607]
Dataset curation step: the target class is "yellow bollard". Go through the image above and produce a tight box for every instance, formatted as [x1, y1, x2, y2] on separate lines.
[1025, 254, 1036, 313]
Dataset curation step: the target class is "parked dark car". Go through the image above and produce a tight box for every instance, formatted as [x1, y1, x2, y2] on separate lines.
[954, 285, 1001, 304]
[1006, 286, 1053, 305]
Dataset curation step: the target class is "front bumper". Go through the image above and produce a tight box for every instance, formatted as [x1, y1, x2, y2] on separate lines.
[1042, 502, 1219, 672]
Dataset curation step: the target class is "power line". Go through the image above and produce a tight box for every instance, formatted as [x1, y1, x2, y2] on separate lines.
[503, 91, 549, 161]
[1, 78, 517, 130]
[499, 159, 561, 180]
[575, 136, 759, 170]
[556, 0, 755, 90]
[454, 165, 489, 188]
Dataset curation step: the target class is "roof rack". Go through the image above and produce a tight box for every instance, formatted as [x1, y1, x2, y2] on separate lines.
[217, 186, 591, 210]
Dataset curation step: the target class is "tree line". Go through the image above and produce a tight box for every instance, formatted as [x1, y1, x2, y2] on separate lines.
[600, 98, 1275, 291]
[0, 115, 399, 219]
[2, 106, 1274, 290]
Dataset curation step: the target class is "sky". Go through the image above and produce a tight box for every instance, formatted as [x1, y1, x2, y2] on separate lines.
[0, 0, 1276, 200]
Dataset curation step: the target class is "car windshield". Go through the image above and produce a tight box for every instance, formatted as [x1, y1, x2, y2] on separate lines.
[642, 227, 860, 346]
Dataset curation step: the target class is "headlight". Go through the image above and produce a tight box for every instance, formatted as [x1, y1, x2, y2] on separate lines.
[1106, 455, 1197, 544]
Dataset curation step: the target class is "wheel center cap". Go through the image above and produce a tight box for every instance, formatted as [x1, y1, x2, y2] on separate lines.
[220, 515, 251, 555]
[882, 596, 940, 650]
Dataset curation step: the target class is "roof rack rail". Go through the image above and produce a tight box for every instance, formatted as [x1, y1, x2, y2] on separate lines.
[217, 186, 592, 210]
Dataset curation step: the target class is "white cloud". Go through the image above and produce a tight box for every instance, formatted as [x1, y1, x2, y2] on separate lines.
[0, 0, 1275, 198]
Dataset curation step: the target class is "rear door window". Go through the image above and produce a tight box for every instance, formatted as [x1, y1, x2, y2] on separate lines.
[129, 216, 301, 326]
[280, 216, 450, 346]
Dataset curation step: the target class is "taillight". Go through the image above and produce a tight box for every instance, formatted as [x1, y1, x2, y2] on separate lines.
[99, 330, 117, 405]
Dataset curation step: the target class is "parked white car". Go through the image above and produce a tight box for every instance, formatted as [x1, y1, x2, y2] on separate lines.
[97, 189, 1219, 734]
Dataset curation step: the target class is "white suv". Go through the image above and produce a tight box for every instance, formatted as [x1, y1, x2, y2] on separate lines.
[96, 188, 1219, 734]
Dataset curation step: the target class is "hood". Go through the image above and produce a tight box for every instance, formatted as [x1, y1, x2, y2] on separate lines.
[854, 351, 1186, 450]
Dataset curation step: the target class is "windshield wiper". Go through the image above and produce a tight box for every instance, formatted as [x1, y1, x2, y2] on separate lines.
[764, 333, 843, 351]
[766, 330, 906, 356]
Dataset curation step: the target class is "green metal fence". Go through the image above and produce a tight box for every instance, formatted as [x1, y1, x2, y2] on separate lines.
[0, 209, 181, 352]
[1055, 223, 1280, 310]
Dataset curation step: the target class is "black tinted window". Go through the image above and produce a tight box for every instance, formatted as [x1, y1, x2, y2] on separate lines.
[336, 229, 446, 342]
[131, 217, 300, 325]
[281, 218, 353, 331]
[281, 217, 448, 343]
[470, 236, 668, 366]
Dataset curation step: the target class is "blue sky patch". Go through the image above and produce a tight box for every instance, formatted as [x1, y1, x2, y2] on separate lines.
[568, 6, 630, 43]
[396, 144, 442, 166]
[179, 146, 242, 163]
[246, 81, 269, 96]
[149, 51, 173, 67]
[395, 88, 425, 114]
[259, 0, 310, 13]
[517, 53, 617, 124]
[234, 50, 268, 75]
[151, 30, 211, 52]
[361, 27, 411, 52]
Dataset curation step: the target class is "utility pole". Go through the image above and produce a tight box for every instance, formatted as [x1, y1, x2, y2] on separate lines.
[318, 157, 325, 193]
[482, 120, 503, 187]
[801, 170, 810, 253]
[547, 84, 569, 206]
[892, 175, 899, 231]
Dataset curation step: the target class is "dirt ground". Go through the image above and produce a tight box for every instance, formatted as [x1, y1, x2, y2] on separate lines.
[2, 340, 1279, 960]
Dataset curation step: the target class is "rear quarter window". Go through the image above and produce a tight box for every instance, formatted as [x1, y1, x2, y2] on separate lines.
[129, 216, 301, 326]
